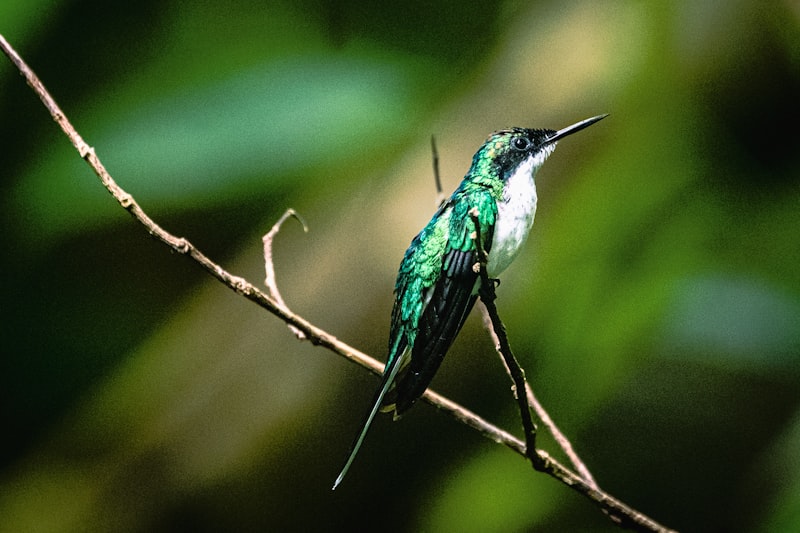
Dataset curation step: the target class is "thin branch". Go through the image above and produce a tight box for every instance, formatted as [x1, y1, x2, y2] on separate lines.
[470, 209, 636, 527]
[430, 135, 446, 208]
[263, 208, 308, 339]
[468, 208, 540, 466]
[0, 34, 675, 533]
[477, 303, 598, 489]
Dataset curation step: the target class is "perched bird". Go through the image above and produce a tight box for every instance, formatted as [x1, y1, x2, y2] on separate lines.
[333, 115, 607, 489]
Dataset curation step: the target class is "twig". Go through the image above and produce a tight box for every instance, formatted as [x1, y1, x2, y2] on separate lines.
[0, 34, 675, 533]
[477, 303, 599, 489]
[470, 208, 636, 527]
[430, 135, 447, 208]
[263, 208, 308, 339]
[468, 208, 540, 466]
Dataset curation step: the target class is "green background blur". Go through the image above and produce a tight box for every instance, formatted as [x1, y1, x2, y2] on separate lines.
[2, 1, 799, 531]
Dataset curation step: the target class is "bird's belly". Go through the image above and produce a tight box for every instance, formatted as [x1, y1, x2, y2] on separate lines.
[486, 164, 538, 278]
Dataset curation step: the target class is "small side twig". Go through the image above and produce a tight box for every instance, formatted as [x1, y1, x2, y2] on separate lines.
[263, 208, 308, 339]
[430, 135, 447, 208]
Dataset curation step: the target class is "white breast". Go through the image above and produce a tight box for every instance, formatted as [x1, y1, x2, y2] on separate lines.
[486, 147, 551, 277]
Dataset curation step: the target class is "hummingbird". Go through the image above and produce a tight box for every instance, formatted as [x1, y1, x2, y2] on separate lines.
[332, 114, 607, 489]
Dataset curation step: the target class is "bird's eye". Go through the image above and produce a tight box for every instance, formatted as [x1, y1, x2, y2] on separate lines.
[512, 137, 531, 150]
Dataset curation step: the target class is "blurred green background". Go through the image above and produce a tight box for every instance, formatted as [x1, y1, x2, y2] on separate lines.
[2, 1, 799, 531]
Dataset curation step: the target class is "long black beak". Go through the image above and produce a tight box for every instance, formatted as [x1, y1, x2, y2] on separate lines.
[544, 114, 608, 145]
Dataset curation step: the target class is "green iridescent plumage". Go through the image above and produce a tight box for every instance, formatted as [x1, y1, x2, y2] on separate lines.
[333, 115, 607, 489]
[383, 174, 500, 408]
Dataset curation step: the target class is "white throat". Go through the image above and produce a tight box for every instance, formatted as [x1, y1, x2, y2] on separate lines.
[486, 147, 553, 277]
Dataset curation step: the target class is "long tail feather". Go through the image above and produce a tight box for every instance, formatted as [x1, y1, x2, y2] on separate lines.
[332, 350, 407, 490]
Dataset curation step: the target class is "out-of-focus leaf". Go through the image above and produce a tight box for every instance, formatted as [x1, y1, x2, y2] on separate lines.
[9, 50, 438, 242]
[416, 450, 558, 532]
[753, 411, 800, 532]
[662, 275, 800, 368]
[0, 0, 64, 41]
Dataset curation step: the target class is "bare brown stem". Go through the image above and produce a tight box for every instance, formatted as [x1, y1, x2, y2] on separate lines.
[263, 208, 308, 339]
[430, 135, 447, 208]
[468, 208, 540, 466]
[477, 303, 599, 489]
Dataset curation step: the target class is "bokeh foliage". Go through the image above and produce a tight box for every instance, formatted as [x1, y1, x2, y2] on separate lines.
[1, 1, 799, 531]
